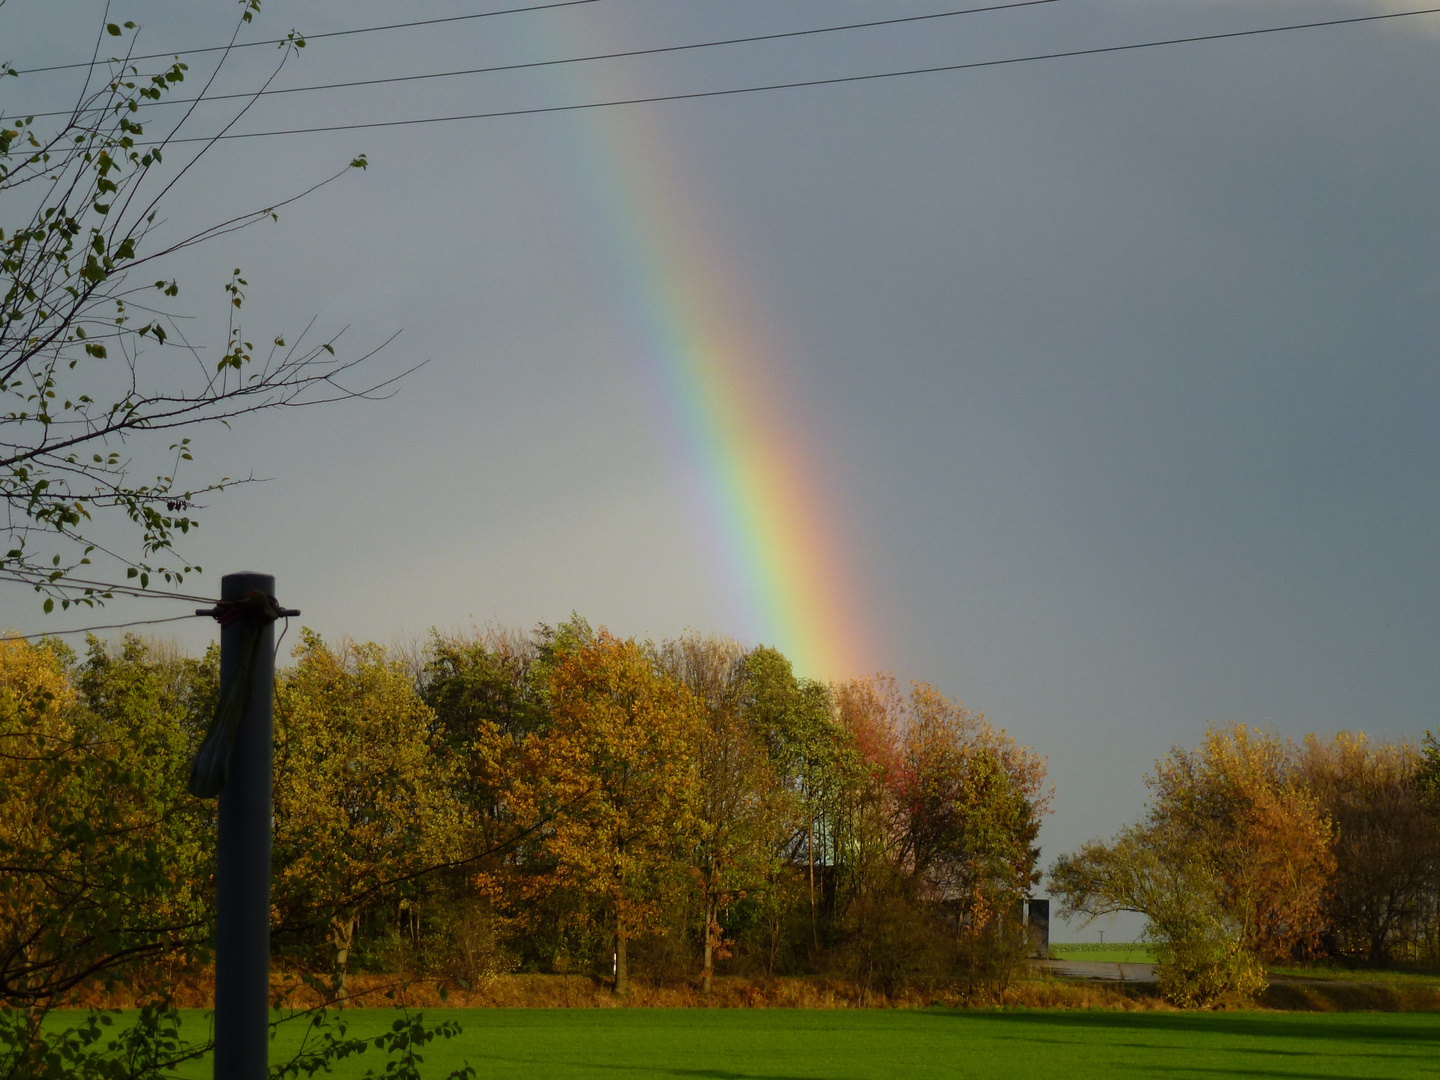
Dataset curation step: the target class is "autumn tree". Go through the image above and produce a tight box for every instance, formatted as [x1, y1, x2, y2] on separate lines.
[736, 646, 841, 954]
[423, 628, 546, 847]
[897, 684, 1047, 991]
[829, 676, 1050, 996]
[1153, 725, 1335, 961]
[509, 626, 702, 995]
[272, 631, 463, 1002]
[826, 675, 921, 994]
[1298, 733, 1440, 965]
[658, 634, 795, 992]
[0, 636, 90, 1010]
[1052, 724, 1334, 1006]
[0, 634, 213, 1073]
[0, 635, 210, 1000]
[412, 628, 551, 982]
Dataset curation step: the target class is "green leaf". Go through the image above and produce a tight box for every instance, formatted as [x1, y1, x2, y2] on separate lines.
[107, 22, 122, 35]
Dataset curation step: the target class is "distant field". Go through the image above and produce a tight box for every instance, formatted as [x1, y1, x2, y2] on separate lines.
[49, 1008, 1440, 1080]
[1048, 941, 1156, 963]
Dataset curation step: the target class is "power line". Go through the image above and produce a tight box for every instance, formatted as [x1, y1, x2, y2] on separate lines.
[154, 5, 1440, 143]
[0, 612, 203, 642]
[11, 0, 1063, 121]
[12, 0, 604, 76]
[0, 569, 217, 604]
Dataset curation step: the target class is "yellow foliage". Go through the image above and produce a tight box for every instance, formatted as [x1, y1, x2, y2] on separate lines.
[0, 635, 75, 737]
[1151, 722, 1335, 963]
[273, 631, 463, 921]
[504, 628, 703, 992]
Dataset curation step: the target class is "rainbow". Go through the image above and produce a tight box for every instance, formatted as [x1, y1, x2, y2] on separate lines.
[532, 15, 871, 680]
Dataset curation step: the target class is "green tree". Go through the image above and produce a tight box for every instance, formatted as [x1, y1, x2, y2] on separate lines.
[737, 646, 842, 953]
[1049, 823, 1267, 1007]
[1420, 731, 1440, 801]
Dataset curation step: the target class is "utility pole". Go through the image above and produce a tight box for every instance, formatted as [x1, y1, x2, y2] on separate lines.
[193, 572, 298, 1080]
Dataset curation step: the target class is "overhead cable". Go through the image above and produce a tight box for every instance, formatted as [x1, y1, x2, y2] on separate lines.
[155, 6, 1440, 142]
[12, 0, 604, 75]
[11, 0, 1063, 120]
[0, 612, 203, 642]
[0, 569, 218, 604]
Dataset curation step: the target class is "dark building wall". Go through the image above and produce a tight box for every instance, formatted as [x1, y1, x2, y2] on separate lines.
[1027, 898, 1050, 959]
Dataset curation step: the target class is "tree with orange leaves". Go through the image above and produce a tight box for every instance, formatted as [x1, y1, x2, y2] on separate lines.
[511, 625, 703, 995]
[831, 675, 1049, 995]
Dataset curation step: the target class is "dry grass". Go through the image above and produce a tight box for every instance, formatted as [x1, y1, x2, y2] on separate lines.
[1260, 978, 1440, 1012]
[71, 969, 1171, 1012]
[67, 965, 1439, 1013]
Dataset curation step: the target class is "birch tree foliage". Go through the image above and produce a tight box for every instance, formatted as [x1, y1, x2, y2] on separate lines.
[0, 0, 389, 608]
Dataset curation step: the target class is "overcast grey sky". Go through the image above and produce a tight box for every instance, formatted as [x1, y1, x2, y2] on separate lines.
[4, 0, 1438, 937]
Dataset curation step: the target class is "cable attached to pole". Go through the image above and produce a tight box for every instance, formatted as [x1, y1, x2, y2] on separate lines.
[188, 590, 300, 798]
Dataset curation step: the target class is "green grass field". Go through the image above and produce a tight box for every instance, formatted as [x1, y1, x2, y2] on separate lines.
[52, 1007, 1440, 1079]
[1047, 941, 1156, 964]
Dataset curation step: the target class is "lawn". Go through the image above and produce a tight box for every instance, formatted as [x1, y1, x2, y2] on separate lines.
[52, 1007, 1440, 1079]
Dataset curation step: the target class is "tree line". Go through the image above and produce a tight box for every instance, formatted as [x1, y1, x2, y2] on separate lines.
[0, 616, 1049, 1025]
[1050, 723, 1440, 1006]
[6, 619, 1439, 1034]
